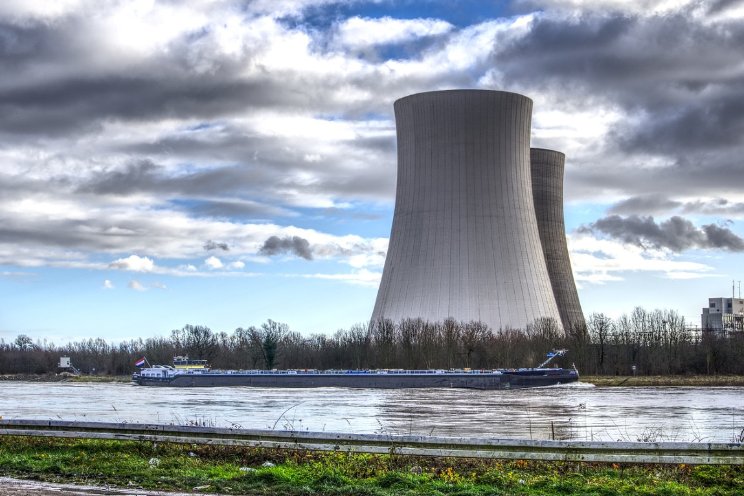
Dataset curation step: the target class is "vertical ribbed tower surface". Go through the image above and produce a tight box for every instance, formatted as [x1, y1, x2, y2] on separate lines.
[371, 90, 561, 331]
[530, 148, 585, 332]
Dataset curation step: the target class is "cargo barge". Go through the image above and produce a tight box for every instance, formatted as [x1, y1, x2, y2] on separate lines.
[132, 351, 578, 389]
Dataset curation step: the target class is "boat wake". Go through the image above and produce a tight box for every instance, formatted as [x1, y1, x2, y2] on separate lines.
[540, 381, 595, 389]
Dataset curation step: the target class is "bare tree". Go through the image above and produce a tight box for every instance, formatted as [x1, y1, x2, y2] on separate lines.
[170, 324, 218, 362]
[588, 313, 614, 374]
[233, 326, 265, 368]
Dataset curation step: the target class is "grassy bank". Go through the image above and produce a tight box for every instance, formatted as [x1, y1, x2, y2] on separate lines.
[0, 374, 131, 383]
[1, 436, 742, 495]
[583, 375, 744, 387]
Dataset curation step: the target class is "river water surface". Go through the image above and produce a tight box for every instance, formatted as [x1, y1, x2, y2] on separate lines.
[2, 382, 743, 442]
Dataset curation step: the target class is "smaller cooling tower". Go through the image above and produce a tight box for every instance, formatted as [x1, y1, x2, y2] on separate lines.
[530, 148, 585, 332]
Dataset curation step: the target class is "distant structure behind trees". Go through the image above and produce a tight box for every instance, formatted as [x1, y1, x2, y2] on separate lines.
[702, 296, 744, 331]
[1, 308, 743, 377]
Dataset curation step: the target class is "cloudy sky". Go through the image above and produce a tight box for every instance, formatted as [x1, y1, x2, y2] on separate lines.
[2, 0, 744, 343]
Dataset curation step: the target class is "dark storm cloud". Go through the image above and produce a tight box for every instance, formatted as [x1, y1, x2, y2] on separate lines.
[497, 11, 744, 113]
[0, 5, 504, 143]
[0, 19, 81, 70]
[0, 4, 488, 213]
[0, 171, 65, 199]
[203, 240, 229, 251]
[184, 199, 296, 219]
[0, 204, 234, 261]
[494, 8, 744, 199]
[681, 199, 744, 217]
[581, 215, 744, 252]
[81, 160, 161, 195]
[0, 74, 296, 137]
[703, 224, 744, 250]
[259, 236, 313, 260]
[496, 15, 643, 89]
[80, 159, 278, 198]
[0, 220, 136, 251]
[75, 160, 299, 220]
[113, 131, 395, 181]
[77, 157, 395, 209]
[0, 15, 373, 139]
[617, 91, 744, 155]
[78, 124, 396, 203]
[608, 196, 682, 216]
[707, 0, 744, 14]
[608, 196, 744, 217]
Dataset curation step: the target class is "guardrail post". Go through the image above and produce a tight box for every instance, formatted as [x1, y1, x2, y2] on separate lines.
[0, 420, 742, 465]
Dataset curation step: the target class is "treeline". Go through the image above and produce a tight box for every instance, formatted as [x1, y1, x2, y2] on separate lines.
[1, 308, 743, 376]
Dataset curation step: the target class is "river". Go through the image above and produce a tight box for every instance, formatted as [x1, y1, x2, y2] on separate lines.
[1, 382, 742, 442]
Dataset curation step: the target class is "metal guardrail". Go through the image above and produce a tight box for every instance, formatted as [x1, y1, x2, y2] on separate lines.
[1, 419, 742, 465]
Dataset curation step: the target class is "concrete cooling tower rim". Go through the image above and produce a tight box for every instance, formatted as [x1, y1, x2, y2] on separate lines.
[394, 89, 533, 107]
[530, 147, 566, 158]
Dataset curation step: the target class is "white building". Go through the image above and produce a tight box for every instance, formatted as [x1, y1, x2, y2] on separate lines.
[701, 297, 744, 331]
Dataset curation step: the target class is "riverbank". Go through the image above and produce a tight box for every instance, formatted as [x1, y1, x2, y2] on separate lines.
[1, 437, 742, 495]
[0, 374, 131, 383]
[582, 375, 744, 387]
[2, 373, 743, 387]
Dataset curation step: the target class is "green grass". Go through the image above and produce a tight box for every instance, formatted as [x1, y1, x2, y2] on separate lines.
[1, 436, 742, 495]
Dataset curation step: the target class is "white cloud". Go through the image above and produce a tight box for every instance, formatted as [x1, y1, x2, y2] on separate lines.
[531, 105, 624, 155]
[300, 268, 382, 287]
[151, 281, 167, 289]
[663, 271, 718, 280]
[246, 0, 343, 18]
[128, 280, 146, 291]
[569, 232, 715, 284]
[346, 252, 386, 269]
[517, 0, 703, 17]
[0, 0, 84, 21]
[204, 256, 223, 269]
[335, 16, 453, 49]
[1, 271, 33, 279]
[94, 0, 210, 59]
[102, 279, 114, 289]
[108, 255, 155, 272]
[229, 260, 246, 269]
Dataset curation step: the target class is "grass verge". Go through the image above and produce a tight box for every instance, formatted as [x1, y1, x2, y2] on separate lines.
[0, 374, 132, 383]
[1, 436, 742, 495]
[583, 375, 744, 387]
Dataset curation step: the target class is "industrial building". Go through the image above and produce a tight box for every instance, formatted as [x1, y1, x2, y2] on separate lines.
[371, 90, 582, 332]
[701, 296, 744, 331]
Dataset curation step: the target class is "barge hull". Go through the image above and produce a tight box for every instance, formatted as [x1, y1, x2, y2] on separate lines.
[134, 370, 578, 389]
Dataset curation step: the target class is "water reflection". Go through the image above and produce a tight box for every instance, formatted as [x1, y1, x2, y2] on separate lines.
[1, 382, 742, 442]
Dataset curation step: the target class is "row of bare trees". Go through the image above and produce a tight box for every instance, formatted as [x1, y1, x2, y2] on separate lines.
[1, 308, 743, 376]
[582, 308, 744, 375]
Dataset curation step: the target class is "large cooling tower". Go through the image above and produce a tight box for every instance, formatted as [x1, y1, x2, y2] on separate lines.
[371, 90, 561, 330]
[530, 148, 585, 331]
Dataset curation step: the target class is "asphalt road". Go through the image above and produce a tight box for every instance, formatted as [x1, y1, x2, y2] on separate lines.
[0, 478, 217, 496]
